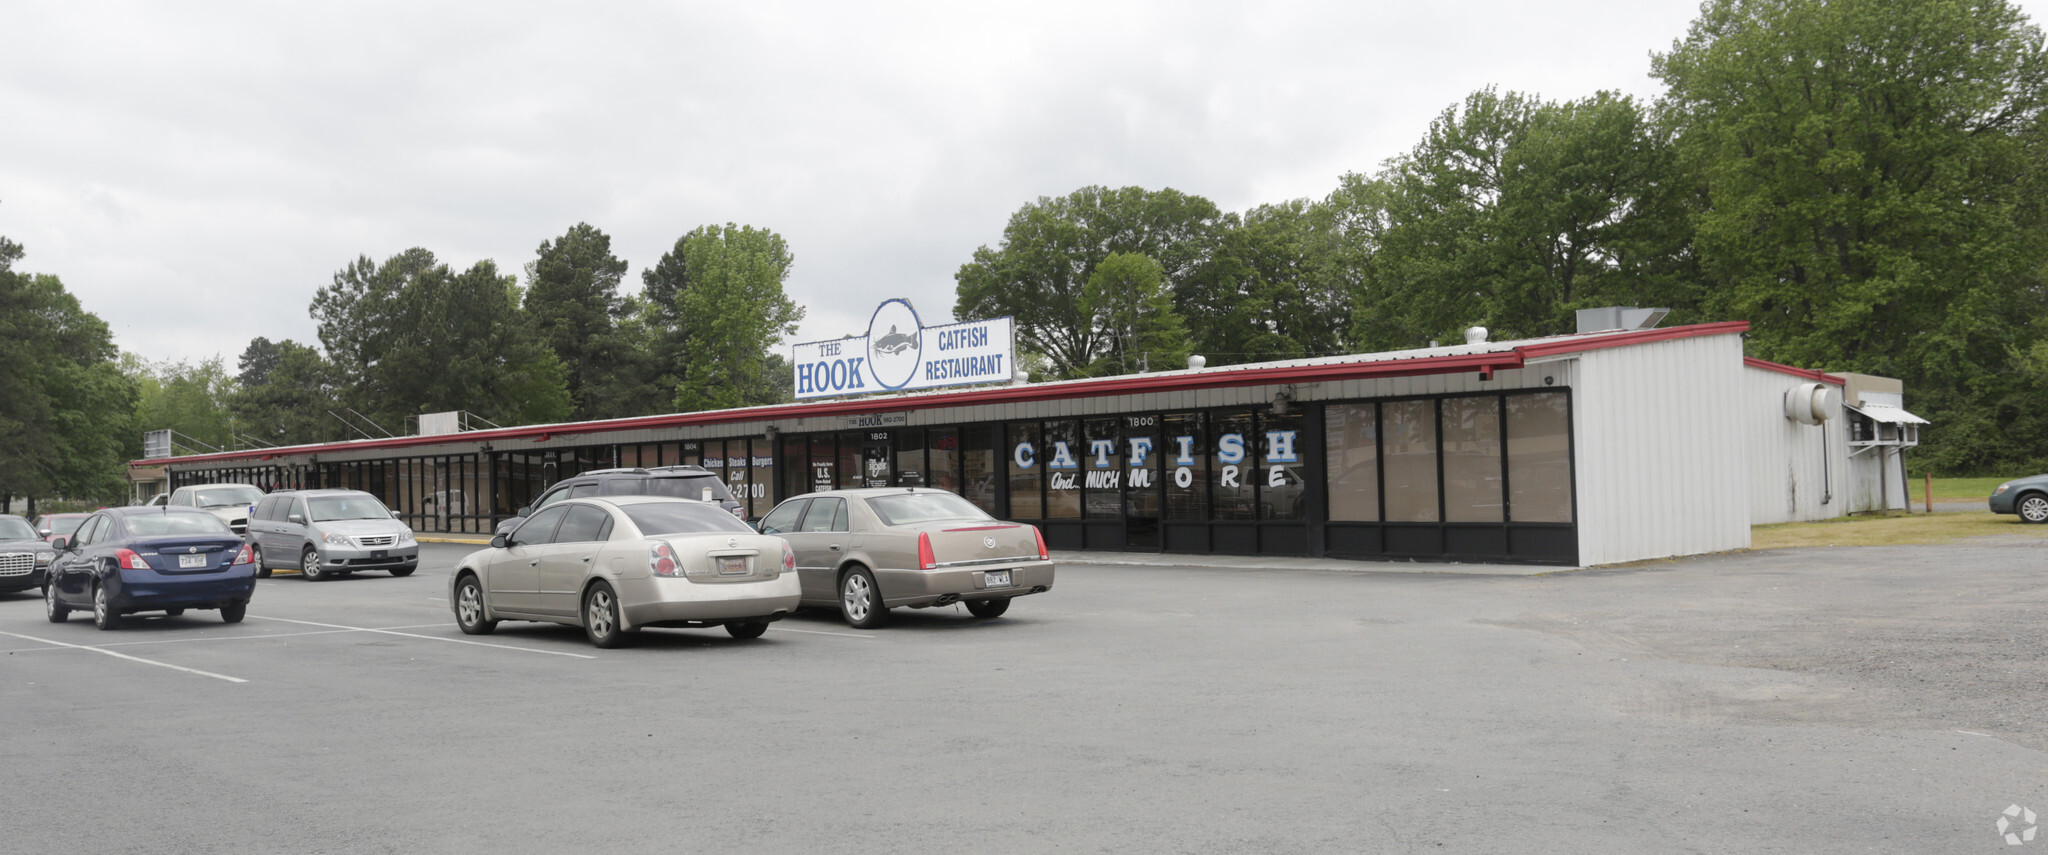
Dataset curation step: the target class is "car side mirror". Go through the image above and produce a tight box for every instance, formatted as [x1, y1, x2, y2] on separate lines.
[517, 507, 532, 518]
[490, 534, 508, 549]
[392, 510, 402, 519]
[288, 513, 304, 523]
[39, 529, 51, 537]
[50, 536, 70, 551]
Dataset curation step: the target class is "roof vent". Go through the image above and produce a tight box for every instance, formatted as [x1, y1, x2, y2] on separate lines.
[1464, 326, 1489, 345]
[1187, 355, 1207, 370]
[1575, 307, 1670, 334]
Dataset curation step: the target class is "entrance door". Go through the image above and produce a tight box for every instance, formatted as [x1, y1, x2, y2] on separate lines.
[1123, 415, 1162, 550]
[860, 432, 892, 488]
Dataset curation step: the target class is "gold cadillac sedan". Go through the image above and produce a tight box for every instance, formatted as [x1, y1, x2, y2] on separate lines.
[449, 496, 800, 647]
[757, 488, 1054, 628]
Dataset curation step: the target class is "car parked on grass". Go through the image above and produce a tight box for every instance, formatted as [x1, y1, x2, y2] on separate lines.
[756, 487, 1053, 628]
[34, 513, 90, 545]
[44, 506, 257, 629]
[168, 483, 265, 534]
[246, 489, 419, 580]
[493, 466, 746, 537]
[452, 496, 798, 648]
[1989, 474, 2048, 523]
[0, 515, 58, 595]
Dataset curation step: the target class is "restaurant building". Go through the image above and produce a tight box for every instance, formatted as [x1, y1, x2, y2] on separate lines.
[131, 311, 1916, 567]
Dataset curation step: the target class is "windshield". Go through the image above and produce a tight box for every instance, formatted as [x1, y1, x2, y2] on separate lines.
[866, 492, 996, 526]
[623, 502, 754, 536]
[192, 486, 263, 508]
[44, 516, 85, 535]
[128, 513, 232, 536]
[0, 519, 37, 540]
[308, 495, 393, 522]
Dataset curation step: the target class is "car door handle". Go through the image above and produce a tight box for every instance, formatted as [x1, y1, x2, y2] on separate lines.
[528, 560, 540, 566]
[829, 544, 841, 551]
[579, 557, 592, 563]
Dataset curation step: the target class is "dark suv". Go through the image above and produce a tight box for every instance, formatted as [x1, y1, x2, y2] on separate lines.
[493, 466, 745, 536]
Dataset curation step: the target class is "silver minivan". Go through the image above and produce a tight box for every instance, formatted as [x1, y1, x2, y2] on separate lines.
[246, 489, 419, 581]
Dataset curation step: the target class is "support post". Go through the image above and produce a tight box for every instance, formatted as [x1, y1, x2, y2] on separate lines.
[1923, 471, 1932, 513]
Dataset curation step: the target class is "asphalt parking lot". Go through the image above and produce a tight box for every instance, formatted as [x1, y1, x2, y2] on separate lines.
[4, 539, 2045, 853]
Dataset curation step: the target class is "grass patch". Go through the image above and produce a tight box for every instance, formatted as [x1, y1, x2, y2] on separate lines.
[1926, 476, 2019, 504]
[1752, 510, 2048, 549]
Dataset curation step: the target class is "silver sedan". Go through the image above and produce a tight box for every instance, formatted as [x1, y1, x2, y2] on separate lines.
[449, 496, 799, 648]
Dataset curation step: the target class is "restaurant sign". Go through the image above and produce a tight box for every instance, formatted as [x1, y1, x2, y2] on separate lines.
[790, 299, 1014, 400]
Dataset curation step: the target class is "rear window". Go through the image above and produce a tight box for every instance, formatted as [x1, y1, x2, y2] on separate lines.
[866, 492, 995, 526]
[127, 513, 232, 536]
[642, 476, 734, 503]
[46, 517, 86, 536]
[622, 502, 754, 536]
[0, 519, 36, 540]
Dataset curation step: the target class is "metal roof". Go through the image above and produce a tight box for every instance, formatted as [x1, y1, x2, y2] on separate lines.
[132, 320, 1751, 469]
[1847, 403, 1930, 425]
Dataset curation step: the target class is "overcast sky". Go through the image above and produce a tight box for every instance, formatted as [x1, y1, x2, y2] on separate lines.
[6, 0, 2044, 369]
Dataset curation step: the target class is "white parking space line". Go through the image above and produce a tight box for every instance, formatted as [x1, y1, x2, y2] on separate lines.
[249, 615, 598, 659]
[773, 627, 875, 639]
[0, 630, 247, 684]
[0, 624, 454, 654]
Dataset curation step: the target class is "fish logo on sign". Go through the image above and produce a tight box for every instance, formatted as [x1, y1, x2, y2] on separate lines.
[866, 299, 923, 390]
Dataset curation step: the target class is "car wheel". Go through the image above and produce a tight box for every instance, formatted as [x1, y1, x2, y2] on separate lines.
[252, 545, 271, 579]
[92, 584, 121, 631]
[45, 581, 68, 623]
[726, 621, 768, 640]
[453, 574, 496, 635]
[220, 602, 245, 623]
[839, 567, 887, 629]
[301, 547, 326, 581]
[2020, 494, 2048, 524]
[965, 598, 1011, 619]
[582, 581, 630, 648]
[388, 566, 416, 577]
[165, 608, 185, 617]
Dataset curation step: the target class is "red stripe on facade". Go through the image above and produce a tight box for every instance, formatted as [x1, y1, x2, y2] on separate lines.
[1742, 357, 1847, 386]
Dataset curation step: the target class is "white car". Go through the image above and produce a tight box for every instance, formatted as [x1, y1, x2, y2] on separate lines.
[449, 496, 800, 648]
[168, 483, 264, 535]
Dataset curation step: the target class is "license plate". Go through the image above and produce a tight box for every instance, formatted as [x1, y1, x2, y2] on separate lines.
[178, 554, 206, 568]
[718, 556, 748, 575]
[984, 570, 1011, 588]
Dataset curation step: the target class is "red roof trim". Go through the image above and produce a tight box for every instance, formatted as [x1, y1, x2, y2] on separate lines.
[133, 321, 1752, 468]
[1743, 356, 1848, 386]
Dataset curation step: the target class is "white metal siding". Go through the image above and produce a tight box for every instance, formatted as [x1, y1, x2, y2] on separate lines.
[1743, 366, 1851, 524]
[1573, 334, 1751, 565]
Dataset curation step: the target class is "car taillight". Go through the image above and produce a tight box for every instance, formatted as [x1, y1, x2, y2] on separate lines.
[114, 548, 151, 570]
[649, 542, 681, 577]
[232, 544, 253, 565]
[917, 531, 938, 571]
[781, 541, 796, 574]
[729, 506, 745, 519]
[1032, 526, 1048, 560]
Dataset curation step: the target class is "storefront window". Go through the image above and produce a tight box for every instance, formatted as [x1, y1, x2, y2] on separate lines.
[1211, 411, 1256, 521]
[808, 435, 837, 493]
[680, 442, 702, 468]
[961, 425, 998, 514]
[928, 428, 959, 494]
[748, 441, 774, 514]
[1007, 423, 1041, 518]
[1164, 412, 1207, 520]
[1123, 415, 1162, 532]
[1083, 419, 1121, 519]
[837, 432, 864, 490]
[1507, 392, 1573, 523]
[1442, 396, 1503, 523]
[1383, 399, 1440, 522]
[1325, 403, 1379, 521]
[1259, 411, 1305, 520]
[896, 429, 926, 487]
[1043, 420, 1081, 519]
[781, 435, 807, 500]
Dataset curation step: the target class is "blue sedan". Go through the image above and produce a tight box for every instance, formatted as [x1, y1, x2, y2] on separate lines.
[45, 506, 258, 630]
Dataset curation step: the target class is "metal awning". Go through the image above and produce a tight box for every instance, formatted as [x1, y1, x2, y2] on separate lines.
[1848, 404, 1930, 425]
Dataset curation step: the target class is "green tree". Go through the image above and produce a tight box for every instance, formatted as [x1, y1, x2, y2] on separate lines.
[955, 186, 1226, 377]
[0, 236, 136, 506]
[1653, 0, 2048, 472]
[130, 356, 237, 453]
[1336, 88, 1692, 350]
[230, 337, 345, 447]
[671, 224, 806, 412]
[524, 223, 629, 418]
[1080, 252, 1190, 375]
[1180, 200, 1351, 365]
